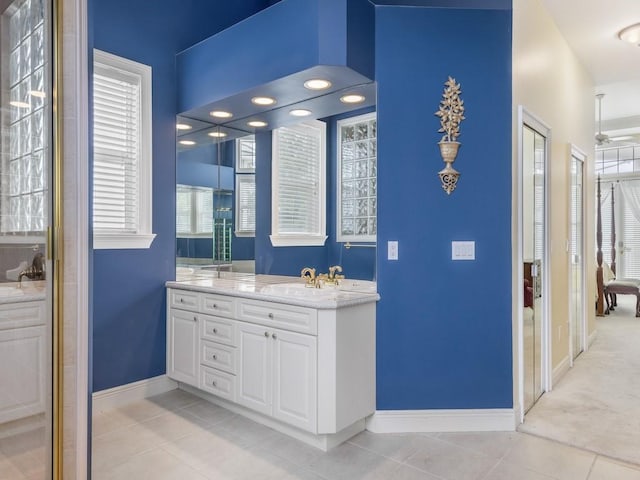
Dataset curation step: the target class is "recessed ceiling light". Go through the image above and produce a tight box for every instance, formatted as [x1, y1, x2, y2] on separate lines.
[176, 123, 192, 130]
[289, 109, 312, 117]
[10, 100, 30, 109]
[179, 140, 196, 146]
[29, 90, 46, 98]
[340, 94, 365, 104]
[208, 131, 228, 138]
[304, 79, 332, 90]
[251, 96, 276, 106]
[210, 110, 233, 119]
[248, 120, 268, 128]
[618, 23, 640, 46]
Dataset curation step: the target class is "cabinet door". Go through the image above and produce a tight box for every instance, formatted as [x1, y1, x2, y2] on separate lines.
[272, 329, 317, 433]
[167, 309, 199, 386]
[0, 326, 46, 423]
[236, 322, 271, 416]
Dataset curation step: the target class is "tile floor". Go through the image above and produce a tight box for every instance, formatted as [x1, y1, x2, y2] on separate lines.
[0, 425, 47, 479]
[92, 389, 640, 480]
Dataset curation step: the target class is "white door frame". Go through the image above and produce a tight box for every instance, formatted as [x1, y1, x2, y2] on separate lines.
[568, 145, 588, 365]
[516, 106, 552, 422]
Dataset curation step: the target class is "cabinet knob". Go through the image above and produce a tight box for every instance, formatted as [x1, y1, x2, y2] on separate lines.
[212, 354, 217, 360]
[212, 380, 217, 387]
[264, 331, 270, 337]
[213, 303, 217, 308]
[272, 333, 277, 340]
[268, 313, 274, 319]
[193, 316, 197, 322]
[213, 328, 218, 334]
[180, 298, 184, 303]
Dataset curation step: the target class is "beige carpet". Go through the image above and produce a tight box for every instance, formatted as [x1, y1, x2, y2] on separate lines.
[519, 295, 640, 466]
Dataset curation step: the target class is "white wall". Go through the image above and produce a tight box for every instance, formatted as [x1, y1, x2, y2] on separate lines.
[512, 0, 595, 411]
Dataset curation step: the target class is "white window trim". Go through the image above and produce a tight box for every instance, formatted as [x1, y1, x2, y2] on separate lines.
[270, 120, 327, 247]
[236, 135, 256, 173]
[336, 112, 377, 243]
[92, 49, 155, 250]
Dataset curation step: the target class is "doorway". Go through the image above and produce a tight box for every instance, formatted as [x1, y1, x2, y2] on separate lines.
[518, 107, 550, 415]
[569, 147, 586, 362]
[0, 0, 58, 477]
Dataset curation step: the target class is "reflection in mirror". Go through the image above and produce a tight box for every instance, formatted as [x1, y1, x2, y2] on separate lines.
[176, 120, 255, 273]
[175, 82, 377, 283]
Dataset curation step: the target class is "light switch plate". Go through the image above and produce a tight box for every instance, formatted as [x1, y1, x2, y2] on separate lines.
[452, 241, 475, 260]
[388, 241, 398, 260]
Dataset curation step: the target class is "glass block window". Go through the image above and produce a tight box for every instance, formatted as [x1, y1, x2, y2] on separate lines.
[337, 112, 377, 242]
[1, 0, 48, 234]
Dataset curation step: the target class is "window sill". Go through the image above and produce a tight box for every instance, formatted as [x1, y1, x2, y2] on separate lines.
[269, 234, 327, 247]
[235, 231, 255, 238]
[93, 233, 156, 250]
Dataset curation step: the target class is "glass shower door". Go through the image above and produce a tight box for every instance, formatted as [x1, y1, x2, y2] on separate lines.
[0, 0, 53, 478]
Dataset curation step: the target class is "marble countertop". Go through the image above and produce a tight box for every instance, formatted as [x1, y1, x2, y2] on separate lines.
[0, 281, 47, 304]
[167, 272, 379, 309]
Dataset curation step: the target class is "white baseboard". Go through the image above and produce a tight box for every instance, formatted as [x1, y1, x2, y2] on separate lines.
[588, 329, 598, 348]
[552, 355, 570, 386]
[365, 408, 516, 433]
[92, 375, 177, 412]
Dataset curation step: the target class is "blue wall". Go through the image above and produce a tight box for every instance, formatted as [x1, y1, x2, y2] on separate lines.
[92, 0, 514, 412]
[375, 6, 513, 409]
[91, 0, 271, 392]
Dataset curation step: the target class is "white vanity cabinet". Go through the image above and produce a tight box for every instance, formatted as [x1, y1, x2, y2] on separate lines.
[166, 283, 376, 450]
[237, 321, 317, 432]
[0, 301, 46, 423]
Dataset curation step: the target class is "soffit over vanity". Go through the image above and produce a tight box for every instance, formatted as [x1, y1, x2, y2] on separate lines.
[176, 0, 375, 133]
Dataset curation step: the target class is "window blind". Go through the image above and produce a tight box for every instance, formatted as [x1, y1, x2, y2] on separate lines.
[93, 64, 140, 234]
[236, 174, 255, 235]
[176, 186, 192, 235]
[273, 122, 323, 235]
[176, 185, 214, 236]
[195, 188, 213, 234]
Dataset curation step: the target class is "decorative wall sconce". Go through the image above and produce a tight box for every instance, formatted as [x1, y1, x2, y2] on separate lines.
[435, 77, 465, 195]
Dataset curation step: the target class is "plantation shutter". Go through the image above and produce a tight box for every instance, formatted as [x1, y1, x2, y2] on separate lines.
[93, 64, 140, 234]
[176, 186, 192, 236]
[273, 122, 323, 235]
[599, 181, 613, 267]
[195, 188, 213, 234]
[236, 175, 255, 235]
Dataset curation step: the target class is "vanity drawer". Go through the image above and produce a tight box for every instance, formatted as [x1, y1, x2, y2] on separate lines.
[0, 302, 45, 330]
[169, 289, 199, 311]
[201, 340, 236, 374]
[201, 293, 234, 319]
[201, 315, 236, 346]
[237, 299, 317, 335]
[200, 366, 235, 401]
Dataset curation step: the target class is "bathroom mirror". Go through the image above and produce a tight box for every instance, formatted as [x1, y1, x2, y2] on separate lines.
[175, 83, 378, 281]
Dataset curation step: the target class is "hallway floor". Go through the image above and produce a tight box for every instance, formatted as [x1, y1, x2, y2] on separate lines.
[92, 389, 640, 480]
[520, 295, 640, 467]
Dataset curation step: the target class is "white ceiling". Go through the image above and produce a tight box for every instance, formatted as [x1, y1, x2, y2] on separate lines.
[539, 0, 640, 140]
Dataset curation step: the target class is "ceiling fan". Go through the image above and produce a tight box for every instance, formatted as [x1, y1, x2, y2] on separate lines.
[595, 93, 611, 146]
